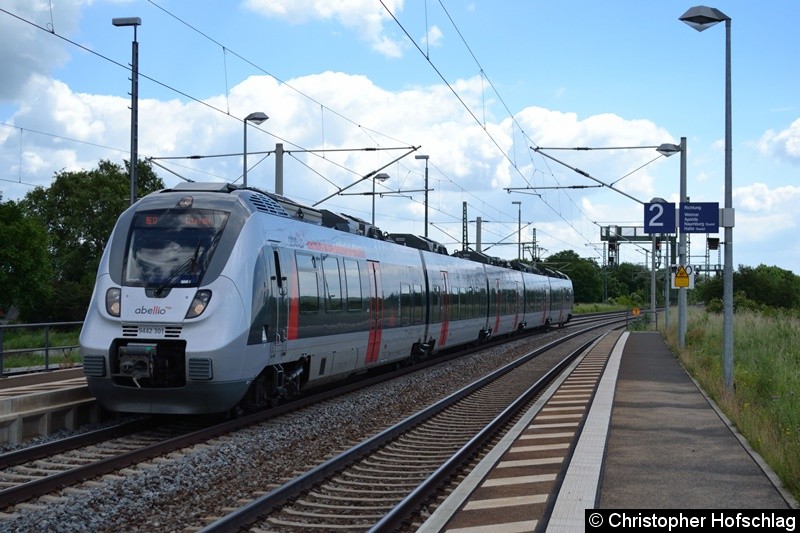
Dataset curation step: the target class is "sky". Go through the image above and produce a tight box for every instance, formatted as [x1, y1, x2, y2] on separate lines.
[1, 1, 799, 275]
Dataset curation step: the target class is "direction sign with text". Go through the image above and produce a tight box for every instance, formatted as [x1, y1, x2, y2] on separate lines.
[680, 202, 719, 233]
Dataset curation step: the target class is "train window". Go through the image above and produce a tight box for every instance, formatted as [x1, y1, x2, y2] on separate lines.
[296, 252, 319, 314]
[400, 284, 411, 325]
[344, 259, 362, 312]
[322, 256, 342, 312]
[296, 253, 316, 270]
[413, 284, 423, 323]
[123, 209, 229, 288]
[272, 251, 283, 289]
[467, 286, 475, 318]
[430, 285, 440, 322]
[298, 271, 319, 313]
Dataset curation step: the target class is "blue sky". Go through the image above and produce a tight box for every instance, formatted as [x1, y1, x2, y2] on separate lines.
[2, 1, 799, 274]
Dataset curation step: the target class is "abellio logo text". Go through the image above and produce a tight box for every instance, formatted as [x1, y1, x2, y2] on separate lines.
[135, 305, 170, 315]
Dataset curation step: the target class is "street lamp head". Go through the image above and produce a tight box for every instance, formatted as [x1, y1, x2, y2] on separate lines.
[656, 143, 682, 157]
[245, 112, 268, 125]
[112, 17, 141, 27]
[374, 172, 390, 182]
[679, 5, 729, 31]
[512, 201, 521, 206]
[415, 154, 429, 160]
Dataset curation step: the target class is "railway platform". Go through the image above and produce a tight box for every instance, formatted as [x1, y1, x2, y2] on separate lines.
[0, 368, 96, 445]
[422, 330, 797, 532]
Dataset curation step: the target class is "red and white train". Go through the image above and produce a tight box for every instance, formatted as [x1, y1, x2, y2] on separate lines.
[79, 183, 573, 414]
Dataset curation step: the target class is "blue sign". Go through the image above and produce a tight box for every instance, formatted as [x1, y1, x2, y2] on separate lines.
[680, 202, 719, 233]
[644, 202, 676, 234]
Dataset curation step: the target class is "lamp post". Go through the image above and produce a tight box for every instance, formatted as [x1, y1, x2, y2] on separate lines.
[657, 138, 688, 348]
[243, 111, 268, 188]
[512, 201, 522, 260]
[372, 173, 390, 226]
[415, 155, 430, 238]
[112, 16, 141, 206]
[680, 5, 734, 389]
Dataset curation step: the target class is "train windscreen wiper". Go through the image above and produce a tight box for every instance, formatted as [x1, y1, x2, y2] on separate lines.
[153, 240, 201, 296]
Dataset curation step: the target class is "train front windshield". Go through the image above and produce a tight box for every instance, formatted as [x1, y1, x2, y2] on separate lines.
[123, 209, 230, 288]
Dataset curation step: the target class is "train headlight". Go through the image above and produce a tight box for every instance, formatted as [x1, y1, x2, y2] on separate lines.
[105, 288, 121, 317]
[186, 290, 212, 319]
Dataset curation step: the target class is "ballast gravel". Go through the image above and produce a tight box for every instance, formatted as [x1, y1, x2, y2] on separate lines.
[1, 330, 572, 532]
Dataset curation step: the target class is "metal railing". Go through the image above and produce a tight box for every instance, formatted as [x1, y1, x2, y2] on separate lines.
[0, 321, 83, 375]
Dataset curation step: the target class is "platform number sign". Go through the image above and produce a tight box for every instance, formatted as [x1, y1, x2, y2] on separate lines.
[644, 202, 676, 234]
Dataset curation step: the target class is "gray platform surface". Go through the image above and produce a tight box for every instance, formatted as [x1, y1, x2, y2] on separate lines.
[599, 331, 793, 509]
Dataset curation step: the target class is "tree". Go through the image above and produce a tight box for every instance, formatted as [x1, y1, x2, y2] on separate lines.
[695, 264, 800, 311]
[543, 250, 603, 303]
[607, 262, 650, 301]
[735, 264, 800, 309]
[0, 198, 53, 321]
[19, 159, 164, 320]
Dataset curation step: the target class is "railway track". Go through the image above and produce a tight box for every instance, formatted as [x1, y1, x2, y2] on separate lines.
[198, 319, 623, 532]
[0, 313, 625, 524]
[0, 416, 210, 507]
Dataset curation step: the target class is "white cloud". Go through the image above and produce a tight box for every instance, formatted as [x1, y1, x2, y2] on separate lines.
[734, 182, 800, 213]
[0, 0, 81, 101]
[758, 118, 800, 164]
[423, 25, 443, 48]
[5, 65, 796, 268]
[243, 0, 407, 58]
[514, 107, 674, 203]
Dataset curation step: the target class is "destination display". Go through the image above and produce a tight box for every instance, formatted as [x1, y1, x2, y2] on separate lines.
[680, 202, 719, 233]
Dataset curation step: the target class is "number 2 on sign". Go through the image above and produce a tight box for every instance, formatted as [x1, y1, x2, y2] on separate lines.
[648, 203, 664, 227]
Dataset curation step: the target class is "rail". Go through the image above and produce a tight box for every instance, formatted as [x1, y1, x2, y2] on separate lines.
[0, 321, 83, 376]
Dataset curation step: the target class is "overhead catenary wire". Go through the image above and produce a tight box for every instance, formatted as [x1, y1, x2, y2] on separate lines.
[0, 6, 473, 250]
[0, 6, 408, 197]
[2, 4, 525, 246]
[382, 1, 598, 254]
[4, 4, 619, 261]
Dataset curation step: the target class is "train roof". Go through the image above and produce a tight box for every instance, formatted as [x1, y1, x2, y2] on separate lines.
[388, 234, 448, 255]
[160, 182, 569, 280]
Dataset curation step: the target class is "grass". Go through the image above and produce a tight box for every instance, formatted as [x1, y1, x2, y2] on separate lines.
[662, 306, 800, 502]
[1, 327, 81, 370]
[574, 302, 628, 314]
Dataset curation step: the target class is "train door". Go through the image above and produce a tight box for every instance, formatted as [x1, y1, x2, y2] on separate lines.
[493, 278, 501, 335]
[439, 271, 450, 348]
[554, 287, 564, 323]
[544, 279, 552, 325]
[513, 280, 521, 330]
[270, 248, 288, 359]
[365, 260, 383, 364]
